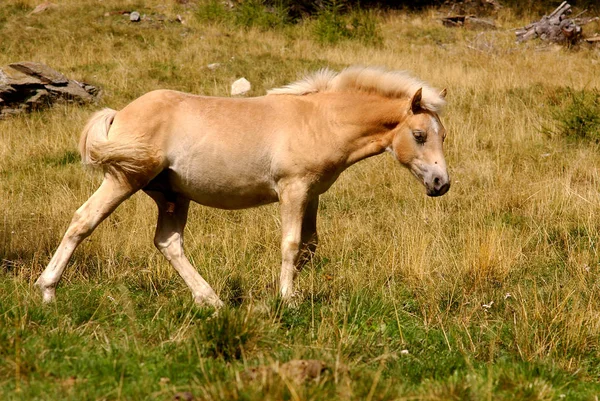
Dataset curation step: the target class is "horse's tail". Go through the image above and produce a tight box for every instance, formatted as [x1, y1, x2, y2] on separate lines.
[79, 108, 161, 177]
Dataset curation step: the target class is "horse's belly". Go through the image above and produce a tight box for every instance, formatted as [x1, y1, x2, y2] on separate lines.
[170, 170, 279, 210]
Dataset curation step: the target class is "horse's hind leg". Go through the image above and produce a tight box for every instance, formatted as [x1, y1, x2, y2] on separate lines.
[146, 191, 223, 308]
[35, 174, 137, 302]
[298, 197, 319, 268]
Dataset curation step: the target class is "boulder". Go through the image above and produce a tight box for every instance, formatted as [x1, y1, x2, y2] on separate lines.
[231, 77, 251, 96]
[241, 359, 329, 384]
[0, 62, 100, 119]
[9, 61, 69, 85]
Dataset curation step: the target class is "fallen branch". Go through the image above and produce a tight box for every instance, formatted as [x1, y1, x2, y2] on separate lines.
[515, 1, 597, 45]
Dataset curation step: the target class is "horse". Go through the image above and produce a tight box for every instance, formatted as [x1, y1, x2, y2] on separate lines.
[35, 66, 450, 308]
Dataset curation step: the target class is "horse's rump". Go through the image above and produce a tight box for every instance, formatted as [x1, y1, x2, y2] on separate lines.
[79, 108, 162, 178]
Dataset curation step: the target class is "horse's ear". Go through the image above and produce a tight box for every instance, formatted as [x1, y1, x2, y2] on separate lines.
[439, 88, 447, 99]
[410, 88, 423, 114]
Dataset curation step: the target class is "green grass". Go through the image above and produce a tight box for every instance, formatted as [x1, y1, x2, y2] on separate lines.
[3, 281, 599, 399]
[546, 88, 600, 143]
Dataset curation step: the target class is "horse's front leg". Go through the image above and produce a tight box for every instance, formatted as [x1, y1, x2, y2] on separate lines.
[278, 183, 311, 300]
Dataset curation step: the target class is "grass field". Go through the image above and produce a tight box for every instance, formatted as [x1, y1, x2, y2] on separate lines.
[2, 0, 600, 399]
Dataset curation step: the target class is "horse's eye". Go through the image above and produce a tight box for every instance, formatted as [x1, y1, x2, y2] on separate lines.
[413, 130, 427, 144]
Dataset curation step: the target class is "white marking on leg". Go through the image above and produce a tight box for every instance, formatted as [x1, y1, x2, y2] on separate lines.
[278, 184, 309, 301]
[36, 176, 135, 302]
[150, 193, 223, 308]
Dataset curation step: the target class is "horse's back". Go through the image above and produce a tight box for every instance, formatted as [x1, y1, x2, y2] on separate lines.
[110, 90, 289, 208]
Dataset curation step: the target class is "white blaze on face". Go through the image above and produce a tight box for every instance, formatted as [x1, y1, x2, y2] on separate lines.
[430, 114, 441, 137]
[423, 114, 447, 176]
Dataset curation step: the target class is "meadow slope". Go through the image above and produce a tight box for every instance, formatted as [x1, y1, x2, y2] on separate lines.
[1, 1, 600, 399]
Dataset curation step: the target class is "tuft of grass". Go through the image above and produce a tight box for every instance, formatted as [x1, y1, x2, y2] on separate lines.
[232, 0, 291, 30]
[196, 0, 382, 44]
[312, 2, 382, 45]
[545, 88, 600, 143]
[197, 0, 291, 30]
[195, 306, 274, 361]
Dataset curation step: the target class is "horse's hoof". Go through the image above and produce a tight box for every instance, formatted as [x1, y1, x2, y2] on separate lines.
[35, 280, 56, 303]
[42, 291, 56, 303]
[282, 291, 302, 308]
[194, 296, 224, 310]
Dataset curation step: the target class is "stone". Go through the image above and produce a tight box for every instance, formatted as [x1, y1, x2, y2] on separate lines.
[0, 66, 42, 86]
[25, 89, 51, 108]
[45, 81, 94, 102]
[130, 11, 141, 22]
[241, 359, 328, 384]
[9, 61, 69, 85]
[0, 61, 100, 119]
[231, 77, 251, 96]
[173, 392, 194, 401]
[207, 63, 220, 70]
[278, 359, 328, 384]
[29, 2, 57, 15]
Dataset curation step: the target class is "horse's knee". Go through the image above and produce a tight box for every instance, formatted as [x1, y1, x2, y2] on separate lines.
[154, 233, 183, 261]
[65, 210, 94, 241]
[281, 237, 301, 261]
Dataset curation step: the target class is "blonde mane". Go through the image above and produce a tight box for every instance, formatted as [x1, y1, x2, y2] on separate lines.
[267, 66, 445, 112]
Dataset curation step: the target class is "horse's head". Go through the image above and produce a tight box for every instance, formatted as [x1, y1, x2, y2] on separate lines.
[388, 88, 450, 197]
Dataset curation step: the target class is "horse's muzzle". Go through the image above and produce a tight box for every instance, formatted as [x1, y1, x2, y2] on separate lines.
[426, 176, 450, 197]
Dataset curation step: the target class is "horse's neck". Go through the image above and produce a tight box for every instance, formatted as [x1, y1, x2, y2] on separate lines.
[322, 94, 407, 166]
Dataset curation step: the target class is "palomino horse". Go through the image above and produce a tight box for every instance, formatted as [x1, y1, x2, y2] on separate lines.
[35, 66, 450, 308]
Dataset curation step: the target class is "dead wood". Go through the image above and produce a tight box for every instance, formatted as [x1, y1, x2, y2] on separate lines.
[515, 1, 598, 45]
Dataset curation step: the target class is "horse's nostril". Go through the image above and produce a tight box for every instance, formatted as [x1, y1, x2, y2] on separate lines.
[434, 177, 441, 186]
[439, 182, 450, 195]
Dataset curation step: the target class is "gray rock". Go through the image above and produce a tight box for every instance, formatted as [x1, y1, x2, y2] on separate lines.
[130, 11, 141, 22]
[0, 66, 41, 86]
[0, 61, 100, 119]
[9, 61, 69, 85]
[46, 81, 94, 102]
[25, 89, 49, 103]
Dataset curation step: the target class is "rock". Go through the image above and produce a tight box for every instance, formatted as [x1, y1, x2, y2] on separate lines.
[9, 61, 69, 85]
[231, 77, 251, 96]
[0, 66, 41, 86]
[441, 15, 496, 30]
[29, 2, 57, 15]
[130, 11, 141, 22]
[0, 61, 100, 119]
[25, 89, 51, 109]
[173, 392, 194, 401]
[464, 16, 497, 30]
[279, 359, 328, 384]
[207, 63, 220, 70]
[241, 359, 329, 385]
[46, 81, 94, 102]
